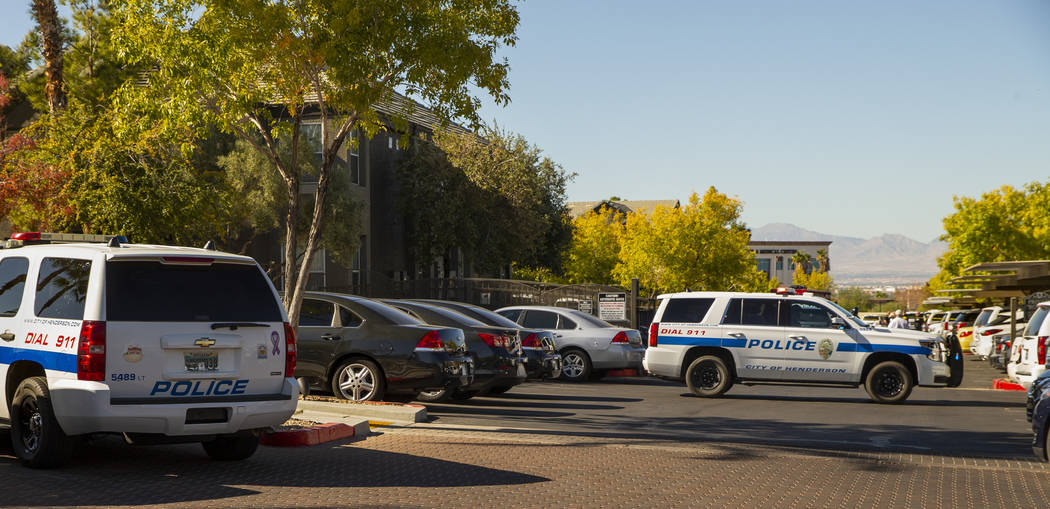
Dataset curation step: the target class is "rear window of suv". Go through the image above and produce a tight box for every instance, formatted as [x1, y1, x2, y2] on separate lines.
[1025, 307, 1048, 337]
[105, 260, 282, 322]
[661, 298, 715, 323]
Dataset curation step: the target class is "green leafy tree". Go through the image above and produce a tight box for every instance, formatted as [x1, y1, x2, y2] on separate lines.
[613, 187, 767, 296]
[563, 209, 623, 285]
[791, 251, 812, 274]
[834, 286, 872, 312]
[929, 181, 1050, 291]
[792, 267, 834, 292]
[433, 125, 573, 270]
[110, 0, 520, 325]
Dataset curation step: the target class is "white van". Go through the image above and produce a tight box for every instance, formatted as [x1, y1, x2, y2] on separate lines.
[0, 233, 298, 467]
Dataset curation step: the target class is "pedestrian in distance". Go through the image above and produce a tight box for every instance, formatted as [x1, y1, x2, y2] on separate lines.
[888, 309, 908, 329]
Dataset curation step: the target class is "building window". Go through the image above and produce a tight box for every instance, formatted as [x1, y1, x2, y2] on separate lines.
[307, 248, 326, 291]
[351, 236, 366, 292]
[776, 256, 783, 271]
[756, 258, 771, 279]
[349, 131, 361, 185]
[301, 122, 323, 168]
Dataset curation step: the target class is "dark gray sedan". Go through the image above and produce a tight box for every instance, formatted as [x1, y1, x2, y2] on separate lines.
[294, 292, 473, 402]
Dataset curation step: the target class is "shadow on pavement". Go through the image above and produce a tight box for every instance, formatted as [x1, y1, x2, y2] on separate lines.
[0, 432, 549, 507]
[691, 393, 1027, 408]
[493, 392, 644, 403]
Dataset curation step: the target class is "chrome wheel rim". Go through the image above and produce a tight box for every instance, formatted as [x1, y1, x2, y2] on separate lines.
[337, 363, 377, 401]
[419, 390, 445, 398]
[563, 353, 585, 378]
[19, 398, 41, 453]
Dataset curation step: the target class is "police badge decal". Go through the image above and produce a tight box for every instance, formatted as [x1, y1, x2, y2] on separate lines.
[818, 339, 834, 360]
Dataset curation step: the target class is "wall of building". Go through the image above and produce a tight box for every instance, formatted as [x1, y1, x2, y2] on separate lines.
[749, 241, 832, 285]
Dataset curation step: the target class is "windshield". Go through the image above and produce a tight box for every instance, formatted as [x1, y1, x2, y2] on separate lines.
[824, 300, 869, 328]
[974, 309, 993, 327]
[1024, 306, 1048, 337]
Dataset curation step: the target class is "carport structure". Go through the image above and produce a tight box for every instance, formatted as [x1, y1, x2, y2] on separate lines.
[934, 260, 1050, 338]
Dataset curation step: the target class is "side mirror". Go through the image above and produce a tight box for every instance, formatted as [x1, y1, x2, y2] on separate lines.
[830, 317, 848, 330]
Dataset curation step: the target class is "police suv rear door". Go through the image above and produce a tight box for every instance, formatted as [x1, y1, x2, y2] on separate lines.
[720, 297, 787, 379]
[103, 255, 289, 403]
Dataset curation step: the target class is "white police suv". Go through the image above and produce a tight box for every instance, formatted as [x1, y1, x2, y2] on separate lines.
[0, 233, 298, 467]
[643, 289, 956, 403]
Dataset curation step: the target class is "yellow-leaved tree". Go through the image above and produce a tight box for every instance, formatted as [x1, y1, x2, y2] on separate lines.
[613, 187, 769, 296]
[563, 208, 624, 285]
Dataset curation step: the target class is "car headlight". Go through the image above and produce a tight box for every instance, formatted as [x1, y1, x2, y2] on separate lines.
[919, 339, 945, 362]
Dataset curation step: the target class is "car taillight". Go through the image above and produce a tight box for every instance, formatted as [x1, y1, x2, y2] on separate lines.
[77, 321, 106, 381]
[611, 331, 629, 344]
[284, 322, 296, 377]
[479, 333, 507, 348]
[982, 328, 1003, 336]
[522, 333, 541, 349]
[649, 322, 659, 347]
[1040, 337, 1049, 365]
[960, 330, 973, 338]
[415, 330, 444, 351]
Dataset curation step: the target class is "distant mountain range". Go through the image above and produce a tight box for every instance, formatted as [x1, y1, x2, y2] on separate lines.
[750, 223, 946, 286]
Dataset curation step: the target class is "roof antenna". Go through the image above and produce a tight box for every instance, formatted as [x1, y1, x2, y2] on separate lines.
[107, 237, 121, 248]
[203, 240, 217, 251]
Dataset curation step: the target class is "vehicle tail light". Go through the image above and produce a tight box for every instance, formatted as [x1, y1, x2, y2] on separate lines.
[982, 328, 1003, 336]
[77, 321, 106, 381]
[649, 322, 659, 347]
[522, 333, 541, 349]
[611, 331, 629, 344]
[284, 322, 297, 377]
[415, 330, 444, 351]
[479, 333, 507, 349]
[960, 330, 973, 338]
[1040, 337, 1049, 365]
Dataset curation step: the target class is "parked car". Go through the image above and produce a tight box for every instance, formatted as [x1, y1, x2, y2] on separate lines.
[409, 299, 562, 383]
[1030, 370, 1050, 461]
[381, 300, 527, 401]
[1026, 369, 1050, 422]
[1008, 303, 1050, 388]
[293, 292, 474, 402]
[858, 312, 883, 327]
[969, 307, 1007, 359]
[947, 309, 981, 350]
[990, 325, 1024, 371]
[495, 305, 645, 382]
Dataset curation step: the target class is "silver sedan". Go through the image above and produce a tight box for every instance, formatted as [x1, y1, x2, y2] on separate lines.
[495, 305, 644, 382]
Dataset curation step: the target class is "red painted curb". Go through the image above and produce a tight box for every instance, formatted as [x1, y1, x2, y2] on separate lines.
[606, 369, 639, 377]
[261, 423, 356, 447]
[992, 378, 1026, 391]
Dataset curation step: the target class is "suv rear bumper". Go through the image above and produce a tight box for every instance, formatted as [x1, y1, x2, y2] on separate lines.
[49, 377, 299, 436]
[591, 344, 645, 370]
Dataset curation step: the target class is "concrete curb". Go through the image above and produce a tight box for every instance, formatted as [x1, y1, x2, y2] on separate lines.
[992, 378, 1026, 391]
[261, 420, 370, 447]
[297, 398, 428, 425]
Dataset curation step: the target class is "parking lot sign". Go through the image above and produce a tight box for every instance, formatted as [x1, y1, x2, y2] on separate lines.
[598, 292, 626, 321]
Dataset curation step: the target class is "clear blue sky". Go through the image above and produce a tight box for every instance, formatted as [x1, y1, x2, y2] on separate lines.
[4, 0, 1050, 242]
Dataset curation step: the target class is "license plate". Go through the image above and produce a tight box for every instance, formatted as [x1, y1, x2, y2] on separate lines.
[184, 351, 219, 372]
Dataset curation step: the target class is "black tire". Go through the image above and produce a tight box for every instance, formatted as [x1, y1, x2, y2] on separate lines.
[296, 377, 312, 397]
[560, 349, 592, 383]
[415, 389, 453, 403]
[330, 358, 385, 402]
[10, 376, 74, 468]
[945, 335, 964, 387]
[864, 361, 914, 404]
[487, 385, 512, 395]
[685, 356, 733, 398]
[202, 431, 260, 461]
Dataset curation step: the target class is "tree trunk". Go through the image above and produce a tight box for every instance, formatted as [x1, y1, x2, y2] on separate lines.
[287, 147, 331, 328]
[32, 0, 66, 112]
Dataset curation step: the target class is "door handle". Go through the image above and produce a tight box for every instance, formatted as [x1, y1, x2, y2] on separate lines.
[789, 335, 808, 341]
[320, 334, 341, 341]
[728, 333, 746, 338]
[0, 331, 13, 342]
[554, 333, 563, 339]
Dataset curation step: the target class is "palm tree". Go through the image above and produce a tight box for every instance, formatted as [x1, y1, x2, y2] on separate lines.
[791, 252, 811, 274]
[816, 248, 829, 273]
[32, 0, 66, 112]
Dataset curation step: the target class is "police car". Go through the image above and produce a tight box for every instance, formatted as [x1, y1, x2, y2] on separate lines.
[642, 289, 958, 403]
[0, 233, 298, 467]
